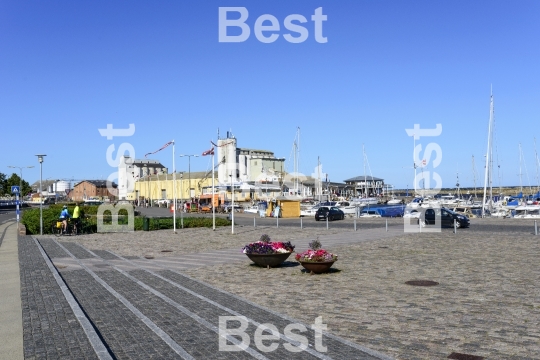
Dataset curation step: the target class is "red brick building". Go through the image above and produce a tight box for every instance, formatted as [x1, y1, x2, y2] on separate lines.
[71, 180, 117, 202]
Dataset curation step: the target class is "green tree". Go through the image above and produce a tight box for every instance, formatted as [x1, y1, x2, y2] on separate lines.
[0, 172, 6, 195]
[5, 173, 32, 196]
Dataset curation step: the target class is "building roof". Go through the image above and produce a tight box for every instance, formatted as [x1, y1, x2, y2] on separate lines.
[74, 180, 117, 188]
[344, 175, 384, 182]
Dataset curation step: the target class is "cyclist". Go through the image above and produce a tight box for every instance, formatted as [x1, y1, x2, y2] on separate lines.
[72, 203, 81, 234]
[59, 205, 70, 234]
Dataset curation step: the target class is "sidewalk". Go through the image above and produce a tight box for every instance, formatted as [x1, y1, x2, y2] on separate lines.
[0, 220, 23, 360]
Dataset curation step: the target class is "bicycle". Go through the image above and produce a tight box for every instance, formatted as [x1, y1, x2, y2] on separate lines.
[78, 216, 95, 234]
[52, 218, 74, 237]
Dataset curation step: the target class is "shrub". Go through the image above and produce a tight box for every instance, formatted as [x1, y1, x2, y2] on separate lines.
[22, 206, 230, 234]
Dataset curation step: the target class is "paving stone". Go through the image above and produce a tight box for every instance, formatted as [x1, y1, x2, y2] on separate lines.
[58, 268, 183, 359]
[18, 236, 99, 360]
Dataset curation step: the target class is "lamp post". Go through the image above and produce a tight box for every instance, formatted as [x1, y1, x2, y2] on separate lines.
[7, 165, 34, 198]
[179, 172, 184, 228]
[35, 154, 46, 235]
[230, 172, 234, 234]
[179, 154, 198, 200]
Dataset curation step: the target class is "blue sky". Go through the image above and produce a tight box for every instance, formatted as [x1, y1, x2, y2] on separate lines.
[1, 1, 540, 191]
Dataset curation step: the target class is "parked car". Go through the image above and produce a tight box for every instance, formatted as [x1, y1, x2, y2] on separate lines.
[403, 209, 420, 218]
[424, 207, 470, 228]
[222, 203, 243, 213]
[315, 206, 344, 221]
[359, 210, 381, 218]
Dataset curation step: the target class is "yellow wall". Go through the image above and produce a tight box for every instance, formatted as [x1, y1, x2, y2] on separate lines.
[132, 175, 217, 201]
[278, 200, 301, 218]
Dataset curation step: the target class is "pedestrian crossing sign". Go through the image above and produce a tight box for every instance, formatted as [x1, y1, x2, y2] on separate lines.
[11, 185, 20, 194]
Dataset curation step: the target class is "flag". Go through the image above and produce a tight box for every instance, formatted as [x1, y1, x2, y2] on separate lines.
[144, 141, 173, 158]
[202, 146, 215, 156]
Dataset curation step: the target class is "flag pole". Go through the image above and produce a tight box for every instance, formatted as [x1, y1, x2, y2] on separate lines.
[212, 147, 215, 230]
[173, 140, 177, 233]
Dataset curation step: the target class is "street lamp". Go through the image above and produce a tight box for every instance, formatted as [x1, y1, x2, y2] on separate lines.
[179, 154, 198, 200]
[7, 165, 34, 198]
[229, 172, 234, 234]
[179, 172, 184, 228]
[35, 154, 46, 235]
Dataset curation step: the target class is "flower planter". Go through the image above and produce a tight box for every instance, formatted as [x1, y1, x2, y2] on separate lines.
[299, 261, 335, 274]
[245, 252, 292, 268]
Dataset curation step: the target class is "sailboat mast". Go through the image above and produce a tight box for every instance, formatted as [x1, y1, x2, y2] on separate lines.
[297, 127, 300, 194]
[318, 156, 321, 202]
[456, 165, 460, 198]
[519, 143, 523, 193]
[535, 137, 540, 192]
[482, 89, 494, 217]
[363, 144, 367, 197]
[413, 136, 417, 195]
[472, 155, 477, 199]
[293, 139, 297, 194]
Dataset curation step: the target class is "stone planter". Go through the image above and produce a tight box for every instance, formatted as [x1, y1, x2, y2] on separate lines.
[299, 261, 335, 274]
[245, 252, 292, 268]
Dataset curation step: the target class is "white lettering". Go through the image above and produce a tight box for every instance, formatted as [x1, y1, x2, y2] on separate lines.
[106, 143, 136, 168]
[254, 324, 280, 352]
[219, 7, 250, 43]
[219, 7, 327, 44]
[311, 7, 328, 43]
[283, 14, 308, 43]
[254, 14, 280, 43]
[98, 124, 135, 140]
[310, 316, 327, 352]
[283, 323, 308, 352]
[405, 124, 443, 140]
[218, 316, 250, 351]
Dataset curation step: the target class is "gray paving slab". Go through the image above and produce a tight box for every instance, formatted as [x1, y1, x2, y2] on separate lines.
[23, 221, 403, 360]
[85, 246, 392, 359]
[18, 236, 100, 360]
[38, 238, 185, 359]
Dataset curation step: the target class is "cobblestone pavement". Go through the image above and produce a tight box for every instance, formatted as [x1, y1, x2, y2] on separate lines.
[182, 219, 540, 359]
[18, 236, 100, 360]
[22, 217, 540, 359]
[23, 232, 393, 359]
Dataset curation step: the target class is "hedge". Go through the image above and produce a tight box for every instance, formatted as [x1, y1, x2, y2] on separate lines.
[21, 207, 231, 235]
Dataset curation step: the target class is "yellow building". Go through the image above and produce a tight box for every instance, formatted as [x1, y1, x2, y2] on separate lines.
[130, 171, 212, 202]
[130, 171, 258, 205]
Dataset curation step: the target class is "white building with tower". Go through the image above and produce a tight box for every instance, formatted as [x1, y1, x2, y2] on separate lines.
[217, 132, 285, 185]
[118, 156, 167, 200]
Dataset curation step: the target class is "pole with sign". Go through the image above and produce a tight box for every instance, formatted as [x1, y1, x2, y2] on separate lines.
[11, 186, 20, 226]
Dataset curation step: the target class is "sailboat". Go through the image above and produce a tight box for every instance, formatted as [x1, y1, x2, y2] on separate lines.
[351, 145, 379, 205]
[482, 88, 495, 217]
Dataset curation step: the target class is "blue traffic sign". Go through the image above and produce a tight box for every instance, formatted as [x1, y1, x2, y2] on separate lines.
[11, 186, 20, 194]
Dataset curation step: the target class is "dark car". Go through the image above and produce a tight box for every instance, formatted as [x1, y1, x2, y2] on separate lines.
[315, 206, 344, 221]
[424, 207, 470, 228]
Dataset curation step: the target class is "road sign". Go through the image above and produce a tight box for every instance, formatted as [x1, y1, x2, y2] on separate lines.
[11, 185, 20, 194]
